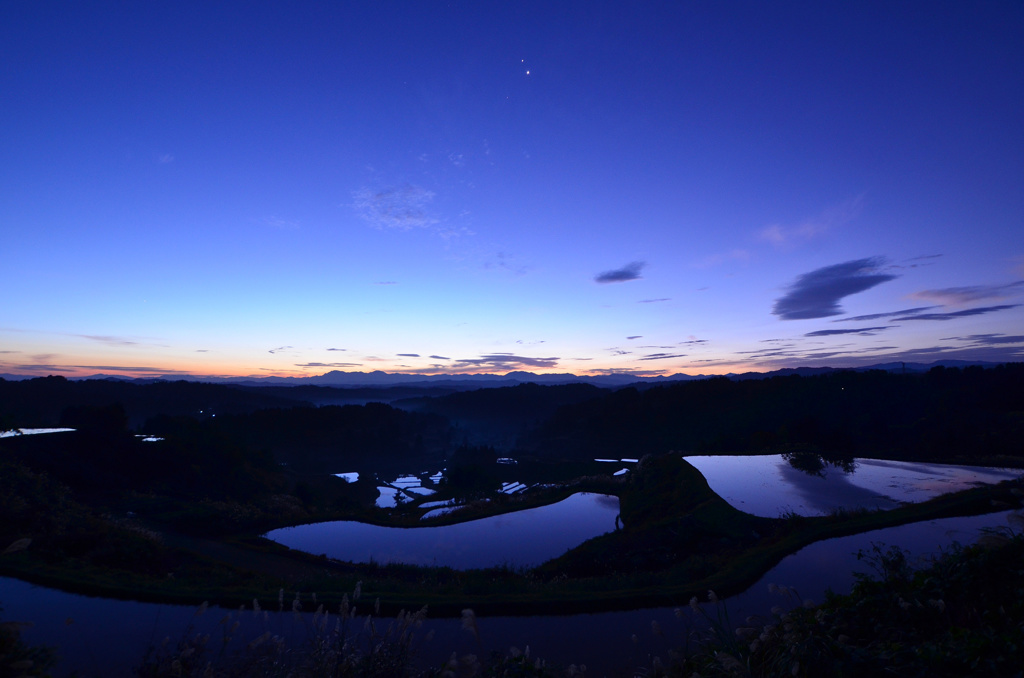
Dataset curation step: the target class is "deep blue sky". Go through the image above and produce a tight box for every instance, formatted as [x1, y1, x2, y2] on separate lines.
[2, 2, 1022, 378]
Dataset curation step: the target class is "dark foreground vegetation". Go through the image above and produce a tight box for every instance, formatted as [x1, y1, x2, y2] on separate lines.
[1, 364, 1023, 674]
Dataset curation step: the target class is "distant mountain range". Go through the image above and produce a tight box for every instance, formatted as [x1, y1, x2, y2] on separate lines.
[0, 360, 1012, 389]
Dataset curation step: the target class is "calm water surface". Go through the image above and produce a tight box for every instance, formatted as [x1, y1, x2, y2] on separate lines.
[5, 510, 1017, 677]
[686, 454, 1020, 517]
[265, 492, 620, 569]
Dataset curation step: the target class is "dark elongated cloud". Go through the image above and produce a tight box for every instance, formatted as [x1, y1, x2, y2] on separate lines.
[429, 355, 450, 360]
[944, 334, 1024, 345]
[296, 362, 362, 368]
[833, 306, 937, 322]
[595, 261, 644, 283]
[396, 353, 420, 357]
[894, 304, 1020, 321]
[773, 258, 897, 320]
[639, 298, 670, 303]
[638, 353, 687, 361]
[805, 326, 892, 337]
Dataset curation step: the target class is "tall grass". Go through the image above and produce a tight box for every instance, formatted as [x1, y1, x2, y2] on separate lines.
[134, 584, 588, 677]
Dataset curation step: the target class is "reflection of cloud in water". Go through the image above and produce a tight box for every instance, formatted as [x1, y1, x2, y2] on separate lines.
[777, 463, 900, 515]
[848, 459, 1020, 501]
[686, 455, 1021, 519]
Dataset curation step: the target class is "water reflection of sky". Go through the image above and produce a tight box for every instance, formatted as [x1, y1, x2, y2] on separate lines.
[7, 509, 1020, 677]
[0, 427, 75, 438]
[266, 492, 620, 569]
[686, 455, 1021, 518]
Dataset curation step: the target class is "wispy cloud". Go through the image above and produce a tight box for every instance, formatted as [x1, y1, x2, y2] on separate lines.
[900, 253, 943, 268]
[833, 306, 938, 322]
[910, 281, 1024, 306]
[585, 367, 669, 377]
[262, 215, 299, 230]
[326, 347, 347, 352]
[680, 339, 708, 345]
[10, 362, 193, 376]
[695, 249, 749, 269]
[158, 153, 174, 164]
[638, 352, 687, 361]
[626, 335, 642, 340]
[894, 304, 1020, 321]
[268, 346, 293, 354]
[396, 353, 420, 357]
[429, 355, 450, 360]
[353, 184, 438, 230]
[773, 257, 897, 320]
[1014, 255, 1024, 278]
[78, 335, 140, 346]
[595, 261, 645, 283]
[295, 362, 362, 368]
[483, 251, 531, 276]
[639, 298, 671, 304]
[450, 354, 559, 371]
[804, 326, 892, 337]
[760, 196, 863, 246]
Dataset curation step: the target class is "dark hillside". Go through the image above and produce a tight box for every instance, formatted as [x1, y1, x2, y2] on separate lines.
[0, 376, 309, 428]
[396, 382, 606, 448]
[522, 364, 1024, 462]
[189, 402, 453, 472]
[233, 384, 462, 406]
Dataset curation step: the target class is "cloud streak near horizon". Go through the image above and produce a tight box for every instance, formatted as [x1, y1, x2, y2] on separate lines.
[451, 354, 560, 370]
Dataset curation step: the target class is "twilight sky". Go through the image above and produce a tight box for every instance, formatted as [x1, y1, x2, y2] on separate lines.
[2, 2, 1023, 379]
